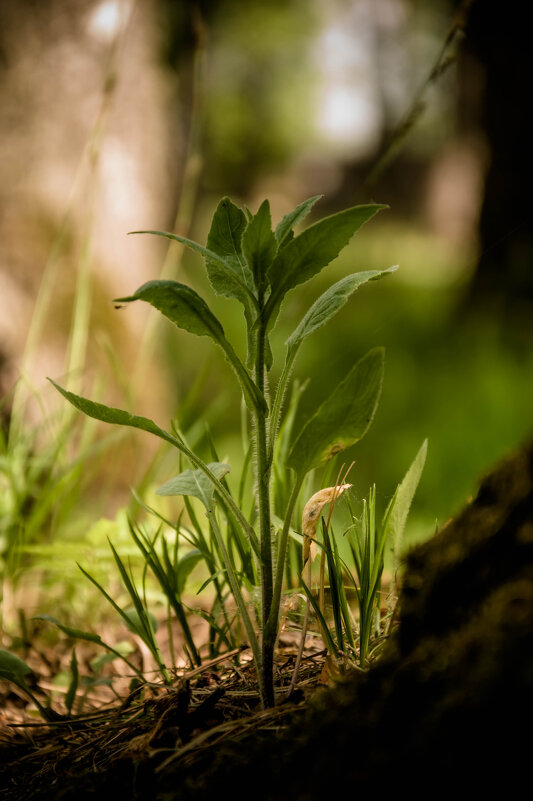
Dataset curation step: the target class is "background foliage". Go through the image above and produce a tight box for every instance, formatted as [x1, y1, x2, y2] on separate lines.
[0, 0, 532, 624]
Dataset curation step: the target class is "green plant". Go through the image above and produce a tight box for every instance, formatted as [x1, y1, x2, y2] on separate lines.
[347, 440, 427, 665]
[285, 441, 425, 695]
[0, 648, 55, 720]
[312, 442, 427, 666]
[50, 194, 396, 708]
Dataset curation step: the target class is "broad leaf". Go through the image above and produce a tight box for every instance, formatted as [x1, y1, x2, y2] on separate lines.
[116, 279, 226, 341]
[206, 197, 247, 267]
[275, 194, 323, 247]
[114, 280, 266, 413]
[286, 266, 398, 356]
[129, 228, 256, 308]
[157, 462, 231, 511]
[49, 379, 180, 448]
[177, 549, 203, 595]
[205, 197, 255, 306]
[50, 381, 259, 550]
[287, 347, 384, 478]
[265, 203, 387, 324]
[242, 199, 277, 290]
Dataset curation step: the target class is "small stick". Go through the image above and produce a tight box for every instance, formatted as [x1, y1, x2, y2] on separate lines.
[179, 646, 248, 682]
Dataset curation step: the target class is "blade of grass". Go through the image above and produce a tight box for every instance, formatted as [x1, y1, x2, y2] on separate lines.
[127, 522, 202, 667]
[300, 578, 339, 657]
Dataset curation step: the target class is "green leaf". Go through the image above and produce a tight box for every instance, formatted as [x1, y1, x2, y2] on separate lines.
[124, 607, 158, 636]
[107, 543, 153, 637]
[206, 197, 247, 267]
[382, 439, 428, 547]
[242, 199, 277, 290]
[0, 648, 54, 720]
[129, 228, 256, 309]
[275, 194, 323, 247]
[205, 197, 256, 306]
[50, 380, 259, 554]
[65, 649, 79, 715]
[265, 203, 387, 324]
[114, 280, 266, 414]
[48, 379, 179, 447]
[177, 549, 203, 595]
[36, 610, 145, 682]
[287, 347, 384, 478]
[322, 519, 344, 651]
[157, 462, 231, 511]
[33, 614, 105, 645]
[286, 267, 398, 355]
[196, 568, 228, 595]
[0, 649, 33, 683]
[116, 279, 227, 341]
[300, 580, 339, 656]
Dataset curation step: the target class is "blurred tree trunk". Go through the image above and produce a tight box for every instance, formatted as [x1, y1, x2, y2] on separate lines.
[461, 0, 533, 324]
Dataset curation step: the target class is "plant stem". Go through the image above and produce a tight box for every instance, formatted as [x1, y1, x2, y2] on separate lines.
[254, 310, 275, 708]
[263, 476, 302, 670]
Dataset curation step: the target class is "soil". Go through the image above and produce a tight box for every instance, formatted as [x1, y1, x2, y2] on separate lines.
[2, 439, 533, 800]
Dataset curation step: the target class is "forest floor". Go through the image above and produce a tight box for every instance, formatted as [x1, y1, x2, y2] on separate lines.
[0, 624, 337, 800]
[3, 438, 532, 800]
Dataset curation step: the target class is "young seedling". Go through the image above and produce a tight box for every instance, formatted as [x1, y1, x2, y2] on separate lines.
[50, 194, 396, 708]
[286, 473, 352, 697]
[288, 441, 427, 687]
[346, 440, 428, 665]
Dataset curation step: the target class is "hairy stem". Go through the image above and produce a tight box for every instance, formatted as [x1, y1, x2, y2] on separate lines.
[264, 476, 303, 658]
[254, 310, 275, 708]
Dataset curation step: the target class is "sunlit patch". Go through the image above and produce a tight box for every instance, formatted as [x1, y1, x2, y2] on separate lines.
[87, 0, 132, 43]
[318, 85, 378, 147]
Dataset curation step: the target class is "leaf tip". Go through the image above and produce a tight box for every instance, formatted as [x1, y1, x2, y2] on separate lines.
[47, 377, 63, 393]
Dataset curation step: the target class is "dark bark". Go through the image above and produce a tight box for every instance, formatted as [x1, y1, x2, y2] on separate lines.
[460, 0, 533, 321]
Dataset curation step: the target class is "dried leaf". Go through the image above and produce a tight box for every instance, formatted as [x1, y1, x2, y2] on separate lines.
[318, 654, 341, 686]
[301, 484, 351, 564]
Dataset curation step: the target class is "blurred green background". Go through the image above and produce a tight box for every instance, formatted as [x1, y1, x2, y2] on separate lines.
[1, 0, 532, 615]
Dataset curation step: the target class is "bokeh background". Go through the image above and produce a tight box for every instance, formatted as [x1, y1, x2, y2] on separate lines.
[1, 0, 532, 616]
